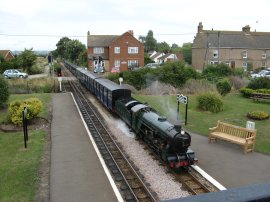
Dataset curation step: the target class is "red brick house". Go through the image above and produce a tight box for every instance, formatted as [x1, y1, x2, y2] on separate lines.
[0, 50, 15, 61]
[87, 30, 144, 72]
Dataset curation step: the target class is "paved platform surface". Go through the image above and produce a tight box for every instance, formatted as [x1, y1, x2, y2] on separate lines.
[50, 93, 118, 202]
[188, 130, 270, 188]
[50, 92, 270, 200]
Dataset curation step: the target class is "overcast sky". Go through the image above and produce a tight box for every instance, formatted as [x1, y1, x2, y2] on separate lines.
[1, 0, 270, 51]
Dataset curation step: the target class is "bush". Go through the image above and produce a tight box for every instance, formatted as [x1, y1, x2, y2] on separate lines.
[196, 92, 224, 113]
[247, 111, 269, 120]
[181, 79, 217, 94]
[0, 76, 9, 107]
[228, 76, 246, 90]
[8, 97, 43, 126]
[202, 63, 232, 78]
[247, 77, 270, 89]
[239, 88, 255, 98]
[216, 79, 231, 96]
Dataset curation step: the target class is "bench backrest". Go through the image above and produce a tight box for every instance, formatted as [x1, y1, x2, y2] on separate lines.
[217, 121, 256, 139]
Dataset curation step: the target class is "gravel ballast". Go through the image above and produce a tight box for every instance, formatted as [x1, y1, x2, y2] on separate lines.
[88, 95, 190, 200]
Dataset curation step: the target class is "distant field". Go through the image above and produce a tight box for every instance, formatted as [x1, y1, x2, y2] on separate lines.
[133, 93, 270, 154]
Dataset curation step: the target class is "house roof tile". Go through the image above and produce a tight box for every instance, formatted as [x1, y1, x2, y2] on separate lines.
[87, 35, 120, 47]
[193, 30, 270, 49]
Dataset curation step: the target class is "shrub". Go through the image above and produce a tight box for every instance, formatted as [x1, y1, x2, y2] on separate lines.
[239, 88, 255, 98]
[8, 97, 43, 126]
[181, 79, 217, 94]
[202, 63, 232, 78]
[196, 92, 224, 113]
[247, 77, 270, 89]
[0, 76, 9, 107]
[247, 111, 269, 120]
[228, 76, 246, 90]
[216, 79, 232, 96]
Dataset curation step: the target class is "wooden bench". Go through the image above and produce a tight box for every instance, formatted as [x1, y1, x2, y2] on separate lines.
[251, 93, 270, 102]
[208, 121, 256, 154]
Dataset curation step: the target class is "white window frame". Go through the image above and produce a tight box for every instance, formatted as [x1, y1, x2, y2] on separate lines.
[93, 47, 104, 54]
[128, 60, 138, 68]
[114, 47, 120, 54]
[262, 50, 267, 59]
[242, 50, 247, 59]
[213, 50, 219, 59]
[209, 61, 219, 65]
[261, 61, 266, 67]
[128, 47, 138, 54]
[114, 60, 120, 67]
[242, 62, 247, 70]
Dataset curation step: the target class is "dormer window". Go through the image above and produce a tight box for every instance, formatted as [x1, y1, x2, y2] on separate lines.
[242, 50, 247, 59]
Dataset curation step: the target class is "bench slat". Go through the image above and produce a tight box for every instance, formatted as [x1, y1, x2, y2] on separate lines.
[209, 121, 256, 154]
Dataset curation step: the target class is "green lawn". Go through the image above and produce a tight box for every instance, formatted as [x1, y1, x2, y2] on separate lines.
[0, 93, 51, 201]
[133, 93, 270, 154]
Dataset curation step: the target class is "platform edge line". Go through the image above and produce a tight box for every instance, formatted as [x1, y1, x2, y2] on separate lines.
[70, 92, 124, 202]
[191, 165, 227, 191]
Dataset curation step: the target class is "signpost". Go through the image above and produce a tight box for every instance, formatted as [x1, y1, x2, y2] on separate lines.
[22, 107, 28, 148]
[176, 94, 189, 125]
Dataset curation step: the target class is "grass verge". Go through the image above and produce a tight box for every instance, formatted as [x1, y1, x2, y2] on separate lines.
[0, 93, 51, 201]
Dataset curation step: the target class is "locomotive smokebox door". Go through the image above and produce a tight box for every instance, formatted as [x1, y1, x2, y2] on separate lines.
[169, 119, 182, 132]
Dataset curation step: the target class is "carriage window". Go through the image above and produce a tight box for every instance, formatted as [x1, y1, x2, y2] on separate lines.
[108, 91, 112, 99]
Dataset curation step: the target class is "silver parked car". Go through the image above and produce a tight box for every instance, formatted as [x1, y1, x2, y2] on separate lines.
[3, 69, 28, 79]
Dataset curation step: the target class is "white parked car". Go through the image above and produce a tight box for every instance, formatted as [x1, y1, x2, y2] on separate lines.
[250, 70, 270, 78]
[3, 69, 28, 79]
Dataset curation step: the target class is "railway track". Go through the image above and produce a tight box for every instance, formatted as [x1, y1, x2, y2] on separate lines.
[61, 65, 219, 199]
[61, 72, 157, 201]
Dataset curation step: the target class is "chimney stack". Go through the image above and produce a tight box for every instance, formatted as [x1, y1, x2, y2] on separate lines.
[198, 22, 203, 33]
[242, 25, 251, 33]
[127, 30, 134, 36]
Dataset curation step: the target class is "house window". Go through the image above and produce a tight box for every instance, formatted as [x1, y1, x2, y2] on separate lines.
[128, 47, 138, 54]
[262, 50, 267, 59]
[261, 61, 266, 67]
[114, 47, 120, 54]
[93, 47, 104, 54]
[225, 61, 230, 67]
[128, 60, 138, 68]
[209, 61, 219, 65]
[242, 50, 247, 59]
[213, 50, 219, 59]
[114, 60, 120, 67]
[242, 62, 247, 70]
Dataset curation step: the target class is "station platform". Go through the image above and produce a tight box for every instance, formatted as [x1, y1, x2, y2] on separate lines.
[50, 93, 119, 202]
[50, 92, 270, 201]
[188, 129, 270, 188]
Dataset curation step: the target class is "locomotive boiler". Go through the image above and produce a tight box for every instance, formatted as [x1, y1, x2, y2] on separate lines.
[115, 97, 197, 168]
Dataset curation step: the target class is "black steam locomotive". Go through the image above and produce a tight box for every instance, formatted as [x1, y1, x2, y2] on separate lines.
[64, 61, 197, 169]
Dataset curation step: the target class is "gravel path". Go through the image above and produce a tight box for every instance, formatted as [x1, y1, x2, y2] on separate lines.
[87, 95, 190, 201]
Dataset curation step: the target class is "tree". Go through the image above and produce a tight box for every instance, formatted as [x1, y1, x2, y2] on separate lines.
[78, 49, 88, 67]
[17, 48, 37, 72]
[65, 40, 86, 63]
[144, 30, 157, 52]
[54, 37, 72, 59]
[156, 41, 170, 53]
[181, 43, 192, 64]
[0, 54, 4, 63]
